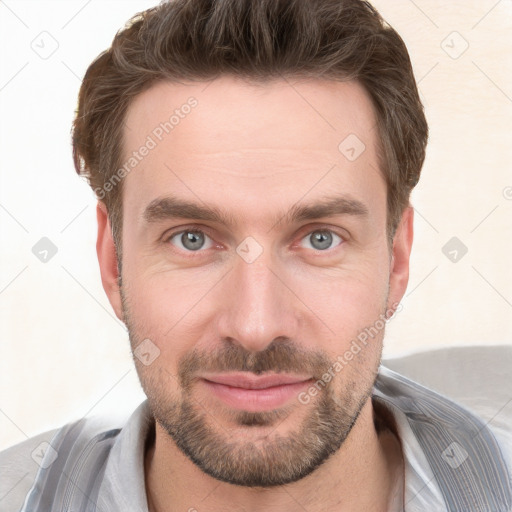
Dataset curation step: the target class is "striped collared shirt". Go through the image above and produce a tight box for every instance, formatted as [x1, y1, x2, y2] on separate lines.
[4, 365, 512, 512]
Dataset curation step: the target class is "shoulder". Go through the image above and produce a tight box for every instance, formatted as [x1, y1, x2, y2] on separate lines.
[0, 427, 61, 512]
[0, 413, 125, 512]
[379, 345, 512, 511]
[382, 344, 512, 428]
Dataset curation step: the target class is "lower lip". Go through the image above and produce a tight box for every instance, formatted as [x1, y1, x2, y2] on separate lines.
[201, 379, 313, 412]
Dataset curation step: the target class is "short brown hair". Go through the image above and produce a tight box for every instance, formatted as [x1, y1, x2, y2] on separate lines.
[72, 0, 428, 262]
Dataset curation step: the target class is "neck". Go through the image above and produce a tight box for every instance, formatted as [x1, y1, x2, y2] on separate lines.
[144, 398, 403, 512]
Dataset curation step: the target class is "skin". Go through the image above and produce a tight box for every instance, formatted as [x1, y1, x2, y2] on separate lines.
[97, 76, 413, 511]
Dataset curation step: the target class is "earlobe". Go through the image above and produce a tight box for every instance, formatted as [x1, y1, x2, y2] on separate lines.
[96, 201, 124, 322]
[387, 205, 414, 313]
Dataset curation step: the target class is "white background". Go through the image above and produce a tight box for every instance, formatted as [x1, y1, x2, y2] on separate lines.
[1, 0, 511, 451]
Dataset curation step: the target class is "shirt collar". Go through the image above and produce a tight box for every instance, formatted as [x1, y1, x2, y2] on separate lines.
[97, 399, 154, 512]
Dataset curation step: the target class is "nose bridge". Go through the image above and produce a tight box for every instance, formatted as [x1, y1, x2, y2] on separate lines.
[219, 248, 298, 352]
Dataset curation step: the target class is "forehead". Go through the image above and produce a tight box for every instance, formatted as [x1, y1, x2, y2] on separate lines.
[120, 76, 385, 229]
[123, 76, 379, 156]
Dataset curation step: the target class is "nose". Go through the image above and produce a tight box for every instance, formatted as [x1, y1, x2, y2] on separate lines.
[216, 249, 300, 353]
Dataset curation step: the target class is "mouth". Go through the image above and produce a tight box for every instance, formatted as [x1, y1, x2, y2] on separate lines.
[199, 372, 314, 412]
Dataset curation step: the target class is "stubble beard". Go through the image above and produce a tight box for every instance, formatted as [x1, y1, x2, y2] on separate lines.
[121, 284, 383, 488]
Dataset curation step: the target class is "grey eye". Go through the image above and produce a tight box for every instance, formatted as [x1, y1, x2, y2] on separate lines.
[300, 230, 342, 251]
[169, 230, 212, 252]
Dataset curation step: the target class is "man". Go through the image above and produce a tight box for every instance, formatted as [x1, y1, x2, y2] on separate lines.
[1, 0, 511, 511]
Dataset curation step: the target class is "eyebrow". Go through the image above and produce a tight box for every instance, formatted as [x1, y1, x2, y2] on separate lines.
[142, 194, 369, 228]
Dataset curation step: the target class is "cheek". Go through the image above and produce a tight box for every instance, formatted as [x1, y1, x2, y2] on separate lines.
[291, 258, 389, 331]
[122, 266, 217, 362]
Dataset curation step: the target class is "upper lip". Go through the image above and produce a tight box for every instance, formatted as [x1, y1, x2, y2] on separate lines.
[201, 372, 313, 389]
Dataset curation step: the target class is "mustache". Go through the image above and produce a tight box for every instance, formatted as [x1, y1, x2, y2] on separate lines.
[178, 337, 333, 388]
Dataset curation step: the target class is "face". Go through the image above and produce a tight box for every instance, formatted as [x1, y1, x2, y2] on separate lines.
[97, 76, 413, 487]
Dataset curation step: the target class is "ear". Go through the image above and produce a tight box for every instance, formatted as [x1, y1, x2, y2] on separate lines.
[96, 201, 124, 322]
[387, 205, 414, 313]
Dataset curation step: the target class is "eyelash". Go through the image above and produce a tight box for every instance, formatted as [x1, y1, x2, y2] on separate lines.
[163, 226, 345, 255]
